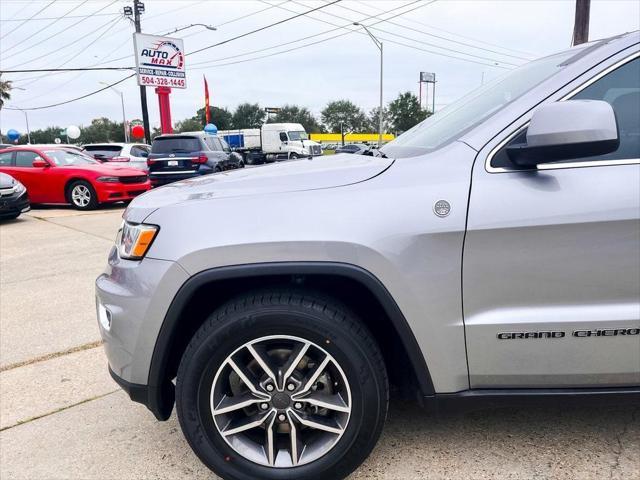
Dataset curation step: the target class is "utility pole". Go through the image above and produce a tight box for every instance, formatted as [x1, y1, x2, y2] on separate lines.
[572, 0, 590, 46]
[354, 23, 383, 147]
[133, 0, 151, 144]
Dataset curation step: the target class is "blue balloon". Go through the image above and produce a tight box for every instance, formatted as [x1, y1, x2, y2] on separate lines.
[204, 123, 218, 134]
[7, 129, 20, 141]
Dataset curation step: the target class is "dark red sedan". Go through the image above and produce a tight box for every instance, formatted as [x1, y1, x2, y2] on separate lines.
[0, 147, 151, 210]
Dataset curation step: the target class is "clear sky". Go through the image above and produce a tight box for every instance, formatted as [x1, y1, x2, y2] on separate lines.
[1, 0, 639, 133]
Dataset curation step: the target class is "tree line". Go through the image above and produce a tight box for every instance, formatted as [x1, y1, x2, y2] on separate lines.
[3, 91, 430, 144]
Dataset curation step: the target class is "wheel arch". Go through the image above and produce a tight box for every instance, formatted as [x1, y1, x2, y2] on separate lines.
[145, 262, 435, 420]
[64, 176, 94, 198]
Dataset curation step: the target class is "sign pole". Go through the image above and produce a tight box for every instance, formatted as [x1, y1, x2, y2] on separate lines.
[156, 87, 173, 134]
[133, 0, 151, 144]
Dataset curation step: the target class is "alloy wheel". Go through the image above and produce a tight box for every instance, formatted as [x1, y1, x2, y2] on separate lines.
[210, 335, 352, 468]
[71, 185, 91, 207]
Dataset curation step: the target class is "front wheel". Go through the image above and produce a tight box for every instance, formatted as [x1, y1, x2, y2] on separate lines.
[289, 152, 299, 160]
[67, 180, 98, 210]
[176, 289, 388, 480]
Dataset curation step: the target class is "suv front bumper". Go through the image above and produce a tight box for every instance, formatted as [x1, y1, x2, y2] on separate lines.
[95, 247, 189, 416]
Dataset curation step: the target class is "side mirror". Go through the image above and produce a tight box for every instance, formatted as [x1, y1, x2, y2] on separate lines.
[33, 159, 49, 168]
[506, 100, 619, 167]
[140, 150, 149, 158]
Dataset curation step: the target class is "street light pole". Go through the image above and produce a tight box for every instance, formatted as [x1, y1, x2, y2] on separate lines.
[354, 23, 383, 147]
[101, 82, 129, 142]
[10, 86, 31, 144]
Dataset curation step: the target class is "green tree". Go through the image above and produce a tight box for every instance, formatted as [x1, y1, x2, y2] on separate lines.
[387, 92, 429, 133]
[267, 104, 323, 133]
[77, 117, 125, 143]
[320, 100, 367, 134]
[196, 106, 233, 130]
[174, 117, 204, 133]
[0, 74, 12, 109]
[23, 126, 64, 144]
[232, 103, 265, 129]
[366, 106, 388, 133]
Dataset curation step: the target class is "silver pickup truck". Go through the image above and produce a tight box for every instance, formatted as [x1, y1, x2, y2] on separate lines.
[96, 32, 640, 480]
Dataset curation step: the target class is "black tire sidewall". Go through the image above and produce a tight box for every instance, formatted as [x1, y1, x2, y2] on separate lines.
[67, 180, 97, 210]
[176, 300, 387, 480]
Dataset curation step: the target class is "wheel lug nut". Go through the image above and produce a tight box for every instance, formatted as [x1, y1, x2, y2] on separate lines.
[266, 384, 274, 392]
[294, 402, 303, 410]
[287, 383, 295, 391]
[260, 403, 269, 410]
[278, 414, 286, 422]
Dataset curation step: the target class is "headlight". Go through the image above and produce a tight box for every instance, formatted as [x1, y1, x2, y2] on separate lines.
[116, 221, 159, 260]
[13, 181, 26, 194]
[97, 176, 120, 183]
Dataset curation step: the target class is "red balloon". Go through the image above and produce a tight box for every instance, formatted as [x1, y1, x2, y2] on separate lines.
[131, 125, 145, 139]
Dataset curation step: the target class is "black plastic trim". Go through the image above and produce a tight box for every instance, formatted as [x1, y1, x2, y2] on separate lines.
[109, 366, 174, 421]
[145, 262, 436, 420]
[426, 386, 640, 413]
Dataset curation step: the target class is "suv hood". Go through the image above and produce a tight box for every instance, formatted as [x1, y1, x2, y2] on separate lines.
[126, 154, 393, 222]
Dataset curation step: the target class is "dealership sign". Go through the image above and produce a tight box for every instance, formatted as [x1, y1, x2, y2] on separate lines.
[133, 33, 186, 89]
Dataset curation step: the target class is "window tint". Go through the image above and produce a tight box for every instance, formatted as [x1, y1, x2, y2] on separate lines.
[572, 57, 640, 161]
[83, 145, 122, 160]
[15, 150, 40, 167]
[151, 137, 201, 153]
[279, 132, 288, 142]
[492, 56, 640, 168]
[130, 146, 148, 157]
[0, 151, 13, 166]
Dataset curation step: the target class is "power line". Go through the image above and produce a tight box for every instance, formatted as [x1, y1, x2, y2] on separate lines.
[16, 16, 125, 92]
[3, 74, 135, 111]
[189, 0, 427, 67]
[5, 5, 121, 70]
[271, 0, 520, 66]
[187, 0, 343, 57]
[327, 0, 532, 61]
[2, 67, 134, 73]
[0, 12, 118, 22]
[0, 0, 57, 40]
[2, 0, 90, 56]
[190, 0, 510, 70]
[351, 0, 537, 58]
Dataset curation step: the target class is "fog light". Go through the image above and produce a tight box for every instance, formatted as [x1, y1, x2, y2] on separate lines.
[98, 302, 112, 331]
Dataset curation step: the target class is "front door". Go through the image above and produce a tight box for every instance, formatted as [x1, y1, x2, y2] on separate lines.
[463, 55, 640, 388]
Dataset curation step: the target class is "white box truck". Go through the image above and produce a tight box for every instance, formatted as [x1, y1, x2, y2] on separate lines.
[218, 123, 322, 164]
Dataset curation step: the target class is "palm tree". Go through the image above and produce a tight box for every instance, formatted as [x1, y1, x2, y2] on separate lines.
[0, 74, 13, 109]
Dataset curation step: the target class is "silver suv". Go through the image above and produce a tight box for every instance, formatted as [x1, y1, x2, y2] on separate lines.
[96, 32, 640, 480]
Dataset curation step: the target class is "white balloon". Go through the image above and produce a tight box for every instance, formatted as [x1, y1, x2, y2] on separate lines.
[66, 125, 81, 140]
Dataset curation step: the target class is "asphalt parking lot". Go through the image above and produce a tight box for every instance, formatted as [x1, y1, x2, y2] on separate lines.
[1, 206, 638, 480]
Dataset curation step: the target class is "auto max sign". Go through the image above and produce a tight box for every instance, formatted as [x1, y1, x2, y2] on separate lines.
[133, 33, 186, 89]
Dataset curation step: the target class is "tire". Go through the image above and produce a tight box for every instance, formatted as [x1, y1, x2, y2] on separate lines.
[176, 289, 388, 480]
[2, 213, 20, 220]
[66, 180, 98, 210]
[289, 153, 299, 160]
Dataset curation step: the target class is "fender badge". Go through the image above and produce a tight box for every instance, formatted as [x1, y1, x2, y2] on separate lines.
[433, 200, 451, 217]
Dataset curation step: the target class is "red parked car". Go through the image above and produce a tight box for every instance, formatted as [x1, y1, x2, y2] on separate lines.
[0, 146, 150, 210]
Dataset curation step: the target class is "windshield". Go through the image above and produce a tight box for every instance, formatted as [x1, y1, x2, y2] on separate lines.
[382, 47, 588, 158]
[288, 131, 308, 141]
[152, 137, 201, 153]
[45, 149, 99, 166]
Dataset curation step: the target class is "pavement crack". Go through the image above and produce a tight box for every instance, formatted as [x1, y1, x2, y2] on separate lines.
[0, 341, 103, 372]
[0, 390, 120, 432]
[608, 406, 640, 479]
[31, 215, 115, 242]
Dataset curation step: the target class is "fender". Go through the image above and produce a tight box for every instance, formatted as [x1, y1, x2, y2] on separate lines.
[144, 262, 435, 420]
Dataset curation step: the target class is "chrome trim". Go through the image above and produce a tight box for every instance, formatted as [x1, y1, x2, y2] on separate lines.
[149, 170, 197, 175]
[486, 50, 640, 173]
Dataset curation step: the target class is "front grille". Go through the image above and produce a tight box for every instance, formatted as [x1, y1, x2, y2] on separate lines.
[128, 190, 147, 197]
[310, 145, 322, 156]
[119, 175, 148, 184]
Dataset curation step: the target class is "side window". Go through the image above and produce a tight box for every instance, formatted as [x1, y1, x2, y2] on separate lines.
[279, 132, 288, 142]
[130, 146, 142, 156]
[0, 151, 13, 166]
[203, 137, 216, 151]
[15, 151, 39, 167]
[492, 56, 640, 168]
